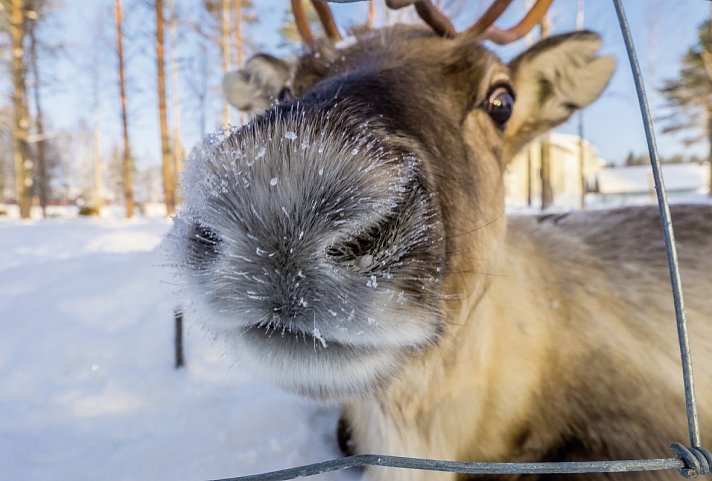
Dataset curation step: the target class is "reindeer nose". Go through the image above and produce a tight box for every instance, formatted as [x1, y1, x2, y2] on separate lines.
[263, 257, 312, 319]
[178, 107, 443, 334]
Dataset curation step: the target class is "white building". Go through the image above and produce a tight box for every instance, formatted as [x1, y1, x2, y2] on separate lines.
[505, 132, 604, 208]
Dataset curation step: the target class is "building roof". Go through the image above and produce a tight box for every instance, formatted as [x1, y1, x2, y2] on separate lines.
[547, 132, 594, 156]
[596, 163, 708, 194]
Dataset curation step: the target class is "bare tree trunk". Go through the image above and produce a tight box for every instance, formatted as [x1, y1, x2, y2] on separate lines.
[0, 132, 8, 201]
[168, 0, 184, 180]
[578, 114, 586, 209]
[233, 0, 243, 67]
[221, 0, 231, 127]
[232, 0, 246, 125]
[115, 0, 134, 218]
[707, 10, 712, 197]
[28, 19, 48, 218]
[708, 106, 712, 197]
[526, 146, 532, 207]
[93, 129, 104, 210]
[197, 42, 208, 137]
[10, 0, 32, 219]
[540, 138, 553, 209]
[155, 0, 176, 216]
[92, 15, 104, 212]
[538, 16, 553, 211]
[577, 0, 585, 210]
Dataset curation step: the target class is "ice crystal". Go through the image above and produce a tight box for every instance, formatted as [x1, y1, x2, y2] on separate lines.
[312, 327, 327, 348]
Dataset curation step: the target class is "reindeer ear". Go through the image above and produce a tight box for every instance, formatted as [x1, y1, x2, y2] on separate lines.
[502, 31, 615, 163]
[222, 54, 293, 115]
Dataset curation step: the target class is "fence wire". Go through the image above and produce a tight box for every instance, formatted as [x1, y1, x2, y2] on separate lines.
[213, 1, 709, 479]
[611, 0, 702, 450]
[211, 456, 686, 481]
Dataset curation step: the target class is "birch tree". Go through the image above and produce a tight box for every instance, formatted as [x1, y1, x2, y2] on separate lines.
[114, 0, 134, 218]
[155, 0, 176, 215]
[168, 0, 184, 177]
[221, 0, 230, 126]
[27, 10, 47, 216]
[538, 15, 553, 210]
[8, 0, 32, 218]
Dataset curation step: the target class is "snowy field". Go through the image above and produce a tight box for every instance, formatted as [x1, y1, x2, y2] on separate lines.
[0, 217, 351, 481]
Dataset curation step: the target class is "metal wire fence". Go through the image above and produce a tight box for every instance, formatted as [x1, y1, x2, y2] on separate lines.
[212, 1, 710, 479]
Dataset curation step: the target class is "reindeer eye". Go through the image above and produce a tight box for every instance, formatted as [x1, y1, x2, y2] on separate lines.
[483, 86, 514, 129]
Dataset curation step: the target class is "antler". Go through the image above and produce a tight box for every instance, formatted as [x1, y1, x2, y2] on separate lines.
[293, 0, 553, 47]
[386, 0, 554, 45]
[291, 0, 342, 48]
[312, 1, 342, 40]
[384, 0, 457, 38]
[477, 0, 555, 45]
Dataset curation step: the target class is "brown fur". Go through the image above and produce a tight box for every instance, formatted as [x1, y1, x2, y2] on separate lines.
[221, 26, 711, 481]
[342, 204, 712, 481]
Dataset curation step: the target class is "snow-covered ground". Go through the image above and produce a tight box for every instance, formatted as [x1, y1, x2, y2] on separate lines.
[2, 193, 710, 481]
[0, 218, 350, 481]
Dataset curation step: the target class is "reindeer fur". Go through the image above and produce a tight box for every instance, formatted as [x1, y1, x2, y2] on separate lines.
[172, 27, 711, 481]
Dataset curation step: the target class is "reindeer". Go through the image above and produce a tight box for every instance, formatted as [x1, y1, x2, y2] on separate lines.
[171, 2, 712, 480]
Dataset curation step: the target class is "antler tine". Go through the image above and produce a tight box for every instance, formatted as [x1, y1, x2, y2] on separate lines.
[477, 0, 554, 45]
[385, 0, 458, 38]
[292, 0, 316, 47]
[386, 0, 554, 47]
[465, 0, 514, 37]
[311, 0, 342, 41]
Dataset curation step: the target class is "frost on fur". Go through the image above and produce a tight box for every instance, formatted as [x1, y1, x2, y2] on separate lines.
[169, 106, 445, 399]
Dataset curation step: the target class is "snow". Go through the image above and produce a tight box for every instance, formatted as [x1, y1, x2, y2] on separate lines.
[358, 254, 373, 269]
[0, 218, 351, 481]
[312, 327, 328, 348]
[596, 163, 710, 194]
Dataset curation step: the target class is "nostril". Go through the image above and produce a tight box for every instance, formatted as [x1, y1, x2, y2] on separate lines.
[326, 219, 392, 272]
[326, 237, 376, 267]
[191, 223, 221, 254]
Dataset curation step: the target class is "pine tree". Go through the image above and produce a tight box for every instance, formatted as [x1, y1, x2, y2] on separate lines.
[659, 14, 712, 195]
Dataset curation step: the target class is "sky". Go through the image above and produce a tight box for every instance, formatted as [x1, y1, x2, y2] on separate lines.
[27, 0, 712, 177]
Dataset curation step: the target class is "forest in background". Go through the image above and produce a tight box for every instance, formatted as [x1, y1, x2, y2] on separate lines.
[0, 0, 710, 219]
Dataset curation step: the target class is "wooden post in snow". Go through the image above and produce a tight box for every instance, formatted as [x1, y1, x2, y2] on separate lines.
[174, 307, 184, 369]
